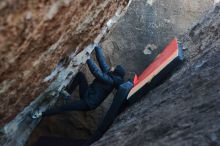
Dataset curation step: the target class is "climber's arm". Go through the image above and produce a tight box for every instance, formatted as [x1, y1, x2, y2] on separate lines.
[87, 59, 113, 84]
[95, 46, 110, 73]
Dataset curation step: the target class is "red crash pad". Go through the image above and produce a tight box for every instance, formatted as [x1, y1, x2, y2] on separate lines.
[128, 38, 183, 99]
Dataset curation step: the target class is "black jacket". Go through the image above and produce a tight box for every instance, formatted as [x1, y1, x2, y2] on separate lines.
[84, 47, 124, 109]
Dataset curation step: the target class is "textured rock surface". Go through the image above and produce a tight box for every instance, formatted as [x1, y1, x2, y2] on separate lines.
[93, 3, 220, 146]
[28, 0, 216, 144]
[0, 0, 219, 146]
[0, 0, 128, 126]
[26, 1, 129, 146]
[102, 0, 215, 74]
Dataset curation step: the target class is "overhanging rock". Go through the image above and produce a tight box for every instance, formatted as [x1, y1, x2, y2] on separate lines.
[0, 2, 131, 146]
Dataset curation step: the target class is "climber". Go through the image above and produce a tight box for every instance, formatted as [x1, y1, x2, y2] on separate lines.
[32, 45, 126, 118]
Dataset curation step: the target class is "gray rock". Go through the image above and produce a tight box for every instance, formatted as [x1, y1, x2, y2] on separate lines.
[102, 0, 215, 74]
[93, 2, 220, 146]
[2, 0, 218, 145]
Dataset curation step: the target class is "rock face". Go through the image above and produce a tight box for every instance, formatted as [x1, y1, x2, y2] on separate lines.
[93, 3, 220, 146]
[0, 0, 128, 126]
[27, 1, 217, 145]
[0, 0, 129, 145]
[0, 0, 219, 146]
[102, 0, 215, 74]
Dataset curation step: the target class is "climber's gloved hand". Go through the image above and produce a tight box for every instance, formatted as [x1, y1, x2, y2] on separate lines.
[93, 43, 100, 48]
[72, 50, 91, 66]
[82, 51, 90, 64]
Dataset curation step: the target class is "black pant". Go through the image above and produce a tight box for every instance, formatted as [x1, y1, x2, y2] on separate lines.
[66, 72, 88, 98]
[36, 82, 133, 146]
[43, 72, 90, 117]
[85, 82, 132, 145]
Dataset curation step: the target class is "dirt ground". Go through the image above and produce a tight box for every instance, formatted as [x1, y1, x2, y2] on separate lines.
[0, 0, 128, 126]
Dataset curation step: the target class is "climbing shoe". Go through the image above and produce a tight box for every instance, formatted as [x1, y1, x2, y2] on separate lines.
[32, 109, 42, 119]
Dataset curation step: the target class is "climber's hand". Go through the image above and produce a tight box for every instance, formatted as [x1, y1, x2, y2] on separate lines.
[72, 50, 90, 66]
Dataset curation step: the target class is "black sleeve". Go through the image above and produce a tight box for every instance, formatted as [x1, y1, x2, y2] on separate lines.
[95, 46, 110, 73]
[87, 59, 114, 84]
